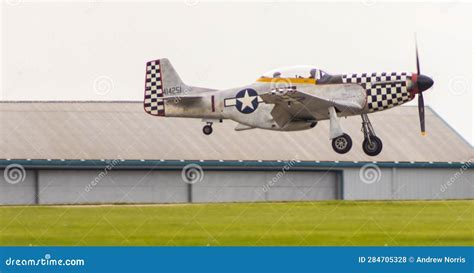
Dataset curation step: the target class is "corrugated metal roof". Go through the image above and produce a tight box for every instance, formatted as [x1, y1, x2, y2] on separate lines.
[0, 102, 472, 162]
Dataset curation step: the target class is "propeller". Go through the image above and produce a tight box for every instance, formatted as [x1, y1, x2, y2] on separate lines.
[415, 38, 425, 135]
[412, 36, 433, 136]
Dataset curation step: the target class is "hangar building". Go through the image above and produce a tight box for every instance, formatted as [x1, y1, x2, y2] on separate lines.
[0, 102, 472, 205]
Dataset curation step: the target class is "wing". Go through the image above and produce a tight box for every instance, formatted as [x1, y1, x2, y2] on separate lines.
[259, 84, 366, 126]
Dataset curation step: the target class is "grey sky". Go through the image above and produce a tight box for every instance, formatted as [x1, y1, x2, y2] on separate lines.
[1, 1, 472, 144]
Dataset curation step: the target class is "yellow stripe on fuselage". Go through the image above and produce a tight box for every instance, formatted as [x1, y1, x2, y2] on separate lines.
[256, 77, 317, 84]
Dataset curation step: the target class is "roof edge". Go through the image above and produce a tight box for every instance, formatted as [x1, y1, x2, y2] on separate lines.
[0, 159, 472, 169]
[427, 105, 473, 148]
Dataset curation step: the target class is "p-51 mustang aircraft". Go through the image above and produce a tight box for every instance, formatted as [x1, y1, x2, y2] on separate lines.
[143, 49, 433, 156]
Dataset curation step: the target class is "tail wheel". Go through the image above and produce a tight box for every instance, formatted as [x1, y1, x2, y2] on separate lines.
[331, 133, 352, 154]
[362, 136, 383, 156]
[202, 125, 213, 135]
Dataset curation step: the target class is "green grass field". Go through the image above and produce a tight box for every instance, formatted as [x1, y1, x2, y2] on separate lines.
[0, 200, 472, 246]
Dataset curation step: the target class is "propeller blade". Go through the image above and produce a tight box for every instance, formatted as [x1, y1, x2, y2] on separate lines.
[415, 35, 420, 75]
[418, 92, 425, 135]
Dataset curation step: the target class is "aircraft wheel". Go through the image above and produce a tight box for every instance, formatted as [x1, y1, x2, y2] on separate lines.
[362, 136, 383, 156]
[202, 125, 213, 135]
[332, 133, 352, 154]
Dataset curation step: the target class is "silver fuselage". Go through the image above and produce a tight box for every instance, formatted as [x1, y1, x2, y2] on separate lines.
[162, 72, 416, 131]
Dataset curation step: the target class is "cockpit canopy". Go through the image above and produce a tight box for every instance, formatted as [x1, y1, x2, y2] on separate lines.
[259, 65, 330, 80]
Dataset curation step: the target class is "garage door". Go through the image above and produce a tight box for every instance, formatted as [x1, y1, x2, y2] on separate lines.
[192, 170, 340, 203]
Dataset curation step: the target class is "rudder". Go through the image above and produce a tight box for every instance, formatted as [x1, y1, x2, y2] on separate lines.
[143, 58, 186, 116]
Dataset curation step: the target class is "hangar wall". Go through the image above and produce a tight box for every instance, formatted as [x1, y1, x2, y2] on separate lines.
[343, 168, 473, 200]
[1, 164, 472, 205]
[0, 169, 341, 205]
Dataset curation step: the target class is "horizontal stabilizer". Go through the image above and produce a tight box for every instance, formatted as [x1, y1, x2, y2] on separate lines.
[160, 95, 203, 102]
[235, 123, 255, 131]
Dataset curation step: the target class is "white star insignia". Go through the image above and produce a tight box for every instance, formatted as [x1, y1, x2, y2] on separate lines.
[237, 90, 257, 111]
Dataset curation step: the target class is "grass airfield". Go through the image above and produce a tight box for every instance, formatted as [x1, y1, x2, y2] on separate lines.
[0, 200, 472, 246]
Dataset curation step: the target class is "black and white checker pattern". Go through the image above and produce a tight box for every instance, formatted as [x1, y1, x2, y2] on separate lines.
[144, 60, 165, 116]
[342, 72, 410, 84]
[342, 72, 412, 112]
[365, 82, 411, 111]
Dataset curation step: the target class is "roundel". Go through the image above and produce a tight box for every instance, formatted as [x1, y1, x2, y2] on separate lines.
[235, 88, 259, 114]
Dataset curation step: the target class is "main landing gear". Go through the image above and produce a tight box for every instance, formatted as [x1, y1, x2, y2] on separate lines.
[332, 133, 352, 154]
[329, 106, 353, 154]
[329, 111, 383, 156]
[360, 114, 383, 156]
[202, 122, 213, 135]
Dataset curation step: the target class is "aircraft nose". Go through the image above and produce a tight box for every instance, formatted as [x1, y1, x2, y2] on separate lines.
[417, 74, 434, 92]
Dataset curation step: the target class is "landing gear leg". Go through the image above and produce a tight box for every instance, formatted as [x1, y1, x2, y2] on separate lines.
[328, 106, 352, 154]
[202, 122, 213, 135]
[361, 114, 383, 156]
